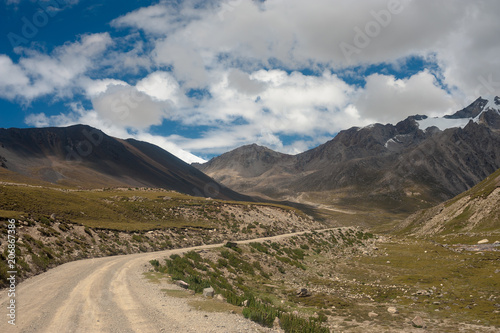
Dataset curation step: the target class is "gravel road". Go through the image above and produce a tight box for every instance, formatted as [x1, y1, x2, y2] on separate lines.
[0, 230, 326, 333]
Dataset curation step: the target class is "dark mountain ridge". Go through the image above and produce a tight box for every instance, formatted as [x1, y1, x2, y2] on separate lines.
[0, 124, 250, 201]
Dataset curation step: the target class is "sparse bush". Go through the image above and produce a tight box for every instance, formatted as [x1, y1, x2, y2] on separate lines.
[84, 227, 92, 237]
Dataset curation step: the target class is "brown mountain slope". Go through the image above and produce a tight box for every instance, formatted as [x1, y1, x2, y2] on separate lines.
[398, 167, 500, 236]
[0, 125, 250, 201]
[193, 144, 297, 198]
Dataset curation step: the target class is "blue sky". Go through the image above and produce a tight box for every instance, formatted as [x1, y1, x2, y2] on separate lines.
[1, 0, 499, 163]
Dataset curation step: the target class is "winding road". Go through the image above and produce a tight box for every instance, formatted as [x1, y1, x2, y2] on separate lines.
[0, 230, 325, 333]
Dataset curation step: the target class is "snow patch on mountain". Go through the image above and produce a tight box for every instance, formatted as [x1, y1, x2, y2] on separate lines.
[416, 117, 471, 131]
[384, 138, 396, 148]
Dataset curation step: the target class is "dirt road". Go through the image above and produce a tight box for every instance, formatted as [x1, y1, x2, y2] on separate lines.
[0, 230, 327, 332]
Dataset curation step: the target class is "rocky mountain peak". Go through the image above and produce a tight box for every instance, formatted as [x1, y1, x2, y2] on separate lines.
[445, 96, 500, 120]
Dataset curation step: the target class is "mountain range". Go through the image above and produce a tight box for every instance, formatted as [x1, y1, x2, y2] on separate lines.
[2, 96, 499, 227]
[194, 97, 500, 219]
[0, 125, 250, 201]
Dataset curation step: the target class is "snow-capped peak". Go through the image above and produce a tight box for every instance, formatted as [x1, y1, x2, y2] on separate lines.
[416, 96, 500, 131]
[482, 95, 500, 112]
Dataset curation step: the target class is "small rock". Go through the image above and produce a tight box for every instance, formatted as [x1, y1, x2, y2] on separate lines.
[215, 294, 226, 302]
[297, 288, 311, 297]
[242, 300, 249, 307]
[368, 311, 378, 318]
[477, 239, 489, 244]
[387, 307, 399, 314]
[176, 280, 189, 289]
[273, 317, 281, 330]
[203, 287, 215, 298]
[433, 301, 441, 305]
[414, 289, 431, 297]
[412, 316, 425, 328]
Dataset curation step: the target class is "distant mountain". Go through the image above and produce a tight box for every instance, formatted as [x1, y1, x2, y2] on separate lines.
[193, 144, 297, 197]
[398, 167, 500, 235]
[195, 97, 500, 214]
[0, 125, 250, 201]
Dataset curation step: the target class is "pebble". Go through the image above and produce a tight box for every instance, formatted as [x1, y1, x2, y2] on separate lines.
[387, 307, 398, 314]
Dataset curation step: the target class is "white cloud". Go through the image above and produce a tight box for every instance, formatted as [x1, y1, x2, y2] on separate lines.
[354, 71, 460, 124]
[136, 71, 183, 104]
[0, 55, 31, 100]
[112, 0, 500, 99]
[91, 84, 166, 129]
[80, 78, 128, 98]
[1, 33, 112, 102]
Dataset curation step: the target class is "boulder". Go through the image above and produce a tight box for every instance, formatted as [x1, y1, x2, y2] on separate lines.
[478, 239, 489, 244]
[203, 287, 215, 298]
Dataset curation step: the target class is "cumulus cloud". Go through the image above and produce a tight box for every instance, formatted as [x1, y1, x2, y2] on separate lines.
[0, 33, 112, 102]
[91, 85, 166, 129]
[0, 55, 31, 100]
[113, 0, 500, 99]
[136, 71, 183, 104]
[354, 71, 460, 123]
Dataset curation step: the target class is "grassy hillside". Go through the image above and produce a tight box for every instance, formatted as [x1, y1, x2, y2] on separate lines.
[0, 181, 324, 288]
[398, 168, 500, 236]
[0, 184, 309, 231]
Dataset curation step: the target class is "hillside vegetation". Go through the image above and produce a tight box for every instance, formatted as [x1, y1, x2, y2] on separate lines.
[399, 168, 500, 236]
[149, 231, 500, 332]
[0, 183, 323, 288]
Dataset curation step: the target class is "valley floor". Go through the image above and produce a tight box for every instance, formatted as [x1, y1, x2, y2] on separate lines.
[1, 230, 498, 333]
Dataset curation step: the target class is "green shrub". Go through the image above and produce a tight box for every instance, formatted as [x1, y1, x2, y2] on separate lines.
[249, 242, 269, 254]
